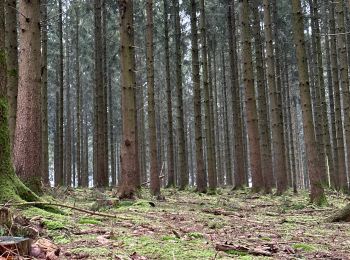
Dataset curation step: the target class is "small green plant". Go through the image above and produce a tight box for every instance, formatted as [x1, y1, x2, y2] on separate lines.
[78, 217, 102, 225]
[188, 232, 204, 239]
[292, 243, 316, 252]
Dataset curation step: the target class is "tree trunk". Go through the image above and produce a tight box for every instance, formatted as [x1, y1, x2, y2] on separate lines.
[118, 0, 138, 199]
[173, 0, 188, 190]
[190, 0, 206, 193]
[146, 0, 160, 196]
[57, 0, 64, 187]
[94, 0, 108, 188]
[335, 0, 350, 193]
[291, 0, 326, 205]
[163, 0, 175, 188]
[240, 0, 264, 192]
[13, 0, 42, 194]
[329, 1, 345, 191]
[40, 0, 49, 185]
[75, 5, 82, 187]
[5, 0, 18, 150]
[200, 0, 216, 191]
[228, 1, 245, 189]
[65, 26, 72, 187]
[253, 0, 273, 194]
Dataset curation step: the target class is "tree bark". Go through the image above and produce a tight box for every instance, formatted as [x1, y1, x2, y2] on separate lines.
[4, 0, 18, 150]
[118, 0, 138, 199]
[13, 0, 42, 194]
[163, 0, 175, 188]
[228, 1, 245, 189]
[190, 0, 206, 193]
[240, 0, 264, 192]
[41, 0, 49, 185]
[173, 0, 188, 190]
[291, 0, 326, 205]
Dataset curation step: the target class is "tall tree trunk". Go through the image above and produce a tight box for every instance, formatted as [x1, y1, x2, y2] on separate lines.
[41, 0, 49, 185]
[199, 0, 216, 191]
[325, 0, 338, 188]
[146, 0, 160, 196]
[13, 0, 42, 193]
[329, 1, 345, 191]
[222, 51, 233, 186]
[240, 0, 264, 192]
[253, 0, 273, 194]
[57, 0, 64, 187]
[108, 69, 116, 186]
[75, 5, 82, 187]
[5, 0, 18, 149]
[163, 0, 175, 187]
[173, 0, 188, 190]
[228, 1, 245, 189]
[263, 0, 287, 194]
[65, 29, 72, 187]
[335, 0, 350, 193]
[94, 0, 108, 187]
[0, 0, 37, 202]
[118, 0, 138, 199]
[291, 0, 326, 205]
[190, 0, 206, 193]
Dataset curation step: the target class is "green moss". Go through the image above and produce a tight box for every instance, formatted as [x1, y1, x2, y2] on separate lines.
[70, 247, 110, 257]
[115, 234, 215, 259]
[226, 249, 248, 256]
[187, 232, 204, 239]
[292, 243, 316, 252]
[53, 235, 71, 244]
[44, 220, 66, 230]
[78, 217, 103, 225]
[0, 98, 39, 203]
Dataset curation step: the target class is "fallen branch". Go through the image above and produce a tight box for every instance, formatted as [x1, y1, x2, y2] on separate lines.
[2, 202, 118, 219]
[215, 243, 273, 257]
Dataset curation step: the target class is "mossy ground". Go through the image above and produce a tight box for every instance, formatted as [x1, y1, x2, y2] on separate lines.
[15, 188, 350, 259]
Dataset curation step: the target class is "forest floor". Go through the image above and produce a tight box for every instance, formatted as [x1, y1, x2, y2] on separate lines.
[9, 188, 350, 259]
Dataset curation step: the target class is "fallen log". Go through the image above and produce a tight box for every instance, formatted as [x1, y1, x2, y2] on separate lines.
[326, 204, 350, 222]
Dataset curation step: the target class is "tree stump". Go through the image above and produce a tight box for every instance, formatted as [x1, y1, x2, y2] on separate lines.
[0, 236, 31, 257]
[0, 208, 12, 227]
[326, 204, 350, 222]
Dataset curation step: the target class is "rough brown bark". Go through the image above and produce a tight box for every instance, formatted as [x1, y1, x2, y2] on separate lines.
[94, 0, 108, 187]
[335, 0, 350, 193]
[5, 0, 18, 150]
[146, 0, 160, 196]
[118, 0, 138, 199]
[190, 0, 206, 193]
[253, 0, 273, 194]
[13, 0, 42, 193]
[291, 0, 326, 205]
[228, 1, 245, 189]
[163, 0, 175, 187]
[41, 0, 49, 185]
[200, 0, 216, 191]
[329, 1, 345, 191]
[240, 0, 264, 192]
[173, 0, 188, 190]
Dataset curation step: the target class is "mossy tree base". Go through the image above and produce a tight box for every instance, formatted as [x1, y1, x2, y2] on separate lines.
[326, 204, 350, 222]
[0, 98, 39, 203]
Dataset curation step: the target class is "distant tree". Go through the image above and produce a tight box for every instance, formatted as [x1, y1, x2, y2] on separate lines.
[146, 0, 160, 196]
[163, 0, 175, 188]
